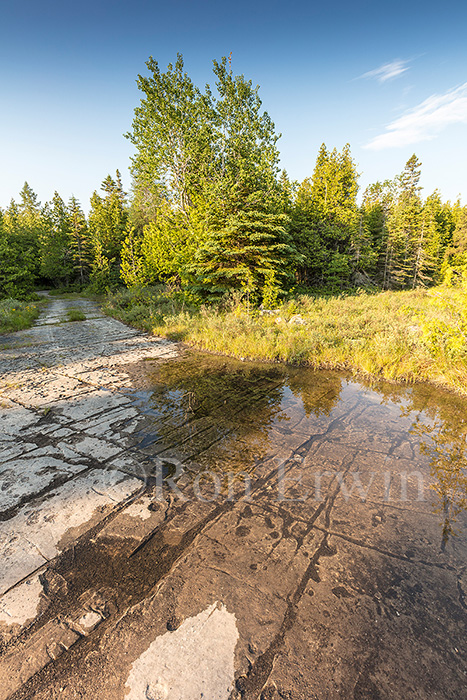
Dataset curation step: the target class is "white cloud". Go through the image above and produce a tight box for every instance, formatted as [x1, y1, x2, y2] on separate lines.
[364, 83, 467, 150]
[359, 59, 409, 83]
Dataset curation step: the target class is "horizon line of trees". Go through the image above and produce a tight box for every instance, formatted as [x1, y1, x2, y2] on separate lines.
[1, 54, 467, 302]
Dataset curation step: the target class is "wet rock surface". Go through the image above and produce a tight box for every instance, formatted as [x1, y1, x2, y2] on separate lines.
[0, 297, 466, 699]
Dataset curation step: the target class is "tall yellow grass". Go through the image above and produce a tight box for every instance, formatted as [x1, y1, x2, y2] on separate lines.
[103, 286, 467, 395]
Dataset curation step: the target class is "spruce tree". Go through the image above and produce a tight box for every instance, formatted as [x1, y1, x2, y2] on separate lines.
[191, 208, 297, 300]
[39, 192, 73, 285]
[291, 144, 359, 288]
[385, 155, 423, 288]
[88, 171, 128, 288]
[68, 196, 90, 286]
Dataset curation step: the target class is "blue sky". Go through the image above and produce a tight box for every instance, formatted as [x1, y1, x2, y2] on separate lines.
[1, 0, 467, 210]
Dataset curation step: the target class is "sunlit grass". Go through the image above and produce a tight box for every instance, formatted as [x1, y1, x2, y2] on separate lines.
[102, 285, 467, 395]
[0, 298, 40, 333]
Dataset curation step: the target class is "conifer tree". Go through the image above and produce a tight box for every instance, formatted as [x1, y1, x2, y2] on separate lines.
[361, 179, 397, 286]
[39, 192, 73, 285]
[68, 196, 90, 285]
[385, 155, 423, 288]
[441, 202, 467, 284]
[0, 198, 38, 298]
[291, 144, 359, 287]
[191, 208, 297, 300]
[88, 171, 128, 288]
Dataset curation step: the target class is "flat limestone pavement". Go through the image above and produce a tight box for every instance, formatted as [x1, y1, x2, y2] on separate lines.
[0, 295, 179, 698]
[0, 295, 465, 700]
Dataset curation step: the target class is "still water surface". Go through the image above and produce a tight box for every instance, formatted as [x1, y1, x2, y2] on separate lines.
[127, 351, 467, 697]
[135, 352, 467, 552]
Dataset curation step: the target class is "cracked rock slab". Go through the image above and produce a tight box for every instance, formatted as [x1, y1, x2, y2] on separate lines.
[124, 602, 239, 700]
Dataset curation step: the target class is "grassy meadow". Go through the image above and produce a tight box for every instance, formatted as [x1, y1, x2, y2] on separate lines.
[102, 285, 467, 396]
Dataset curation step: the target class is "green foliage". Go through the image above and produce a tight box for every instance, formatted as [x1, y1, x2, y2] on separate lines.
[120, 225, 146, 287]
[88, 240, 113, 292]
[127, 54, 214, 211]
[68, 196, 90, 285]
[0, 58, 465, 307]
[441, 201, 467, 285]
[140, 203, 207, 285]
[0, 298, 40, 332]
[88, 171, 128, 287]
[190, 208, 298, 299]
[262, 269, 280, 309]
[65, 308, 86, 322]
[420, 289, 467, 361]
[39, 192, 74, 285]
[0, 188, 41, 299]
[290, 144, 359, 287]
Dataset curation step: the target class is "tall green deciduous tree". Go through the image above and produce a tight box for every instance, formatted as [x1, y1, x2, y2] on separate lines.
[188, 57, 290, 296]
[120, 225, 146, 288]
[126, 54, 214, 212]
[206, 56, 281, 214]
[126, 53, 291, 297]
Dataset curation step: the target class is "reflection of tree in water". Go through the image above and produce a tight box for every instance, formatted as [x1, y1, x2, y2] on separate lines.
[148, 352, 288, 474]
[148, 351, 465, 544]
[146, 353, 343, 477]
[285, 366, 342, 417]
[370, 378, 467, 548]
[411, 414, 467, 550]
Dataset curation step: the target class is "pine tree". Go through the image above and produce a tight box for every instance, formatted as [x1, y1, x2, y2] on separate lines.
[385, 155, 423, 288]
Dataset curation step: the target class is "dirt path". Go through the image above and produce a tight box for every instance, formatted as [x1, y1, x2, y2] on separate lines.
[0, 297, 465, 700]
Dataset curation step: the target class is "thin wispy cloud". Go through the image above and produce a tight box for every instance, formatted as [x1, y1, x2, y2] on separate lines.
[364, 82, 467, 150]
[359, 59, 409, 83]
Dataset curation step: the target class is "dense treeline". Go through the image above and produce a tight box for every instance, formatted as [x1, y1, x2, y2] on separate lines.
[1, 54, 467, 301]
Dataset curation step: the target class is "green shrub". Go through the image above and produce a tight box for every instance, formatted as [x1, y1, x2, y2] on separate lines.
[65, 308, 86, 322]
